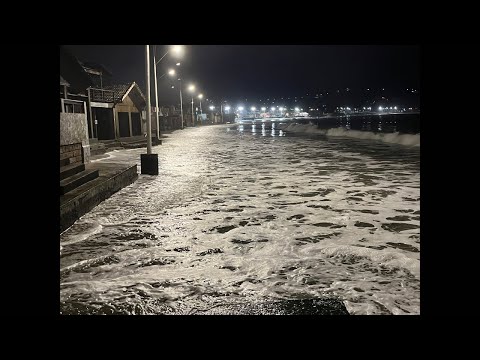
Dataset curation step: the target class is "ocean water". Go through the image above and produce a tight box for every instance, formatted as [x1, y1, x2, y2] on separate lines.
[60, 123, 420, 315]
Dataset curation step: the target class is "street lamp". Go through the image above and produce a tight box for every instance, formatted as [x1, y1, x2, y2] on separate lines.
[209, 105, 215, 124]
[153, 68, 176, 140]
[198, 93, 203, 114]
[140, 45, 158, 175]
[153, 45, 183, 140]
[188, 84, 196, 126]
[177, 78, 184, 129]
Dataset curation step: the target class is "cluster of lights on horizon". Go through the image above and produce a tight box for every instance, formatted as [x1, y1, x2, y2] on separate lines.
[156, 46, 417, 116]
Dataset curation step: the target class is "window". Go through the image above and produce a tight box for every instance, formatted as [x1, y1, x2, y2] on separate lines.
[63, 100, 85, 114]
[73, 103, 84, 113]
[65, 103, 74, 113]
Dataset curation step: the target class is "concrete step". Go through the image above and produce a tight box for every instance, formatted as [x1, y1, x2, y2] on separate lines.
[60, 158, 70, 167]
[60, 169, 99, 195]
[90, 143, 106, 156]
[60, 163, 85, 181]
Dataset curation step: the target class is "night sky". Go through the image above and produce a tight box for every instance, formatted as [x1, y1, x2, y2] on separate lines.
[65, 45, 419, 105]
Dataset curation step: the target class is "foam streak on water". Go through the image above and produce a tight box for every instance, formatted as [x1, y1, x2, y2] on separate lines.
[60, 124, 420, 315]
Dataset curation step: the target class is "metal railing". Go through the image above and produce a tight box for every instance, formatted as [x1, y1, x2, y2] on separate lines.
[89, 88, 115, 103]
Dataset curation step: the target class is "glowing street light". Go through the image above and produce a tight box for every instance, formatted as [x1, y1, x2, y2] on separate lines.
[261, 107, 266, 111]
[251, 106, 256, 111]
[170, 45, 184, 57]
[238, 106, 244, 111]
[271, 106, 276, 111]
[225, 106, 231, 111]
[209, 106, 215, 110]
[294, 107, 300, 112]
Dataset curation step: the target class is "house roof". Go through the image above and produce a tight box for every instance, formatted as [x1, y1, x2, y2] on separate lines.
[104, 82, 146, 110]
[60, 75, 70, 86]
[81, 61, 113, 77]
[60, 46, 93, 93]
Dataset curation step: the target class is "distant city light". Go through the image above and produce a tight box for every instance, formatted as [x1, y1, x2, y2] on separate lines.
[238, 106, 244, 111]
[279, 107, 284, 111]
[261, 107, 266, 111]
[295, 107, 300, 112]
[225, 106, 231, 111]
[379, 106, 383, 111]
[251, 106, 256, 111]
[271, 107, 276, 111]
[209, 106, 215, 110]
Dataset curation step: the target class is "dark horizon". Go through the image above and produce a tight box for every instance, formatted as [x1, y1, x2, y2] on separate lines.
[64, 45, 419, 105]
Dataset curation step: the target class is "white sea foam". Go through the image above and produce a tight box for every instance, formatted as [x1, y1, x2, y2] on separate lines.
[281, 123, 420, 146]
[61, 125, 420, 315]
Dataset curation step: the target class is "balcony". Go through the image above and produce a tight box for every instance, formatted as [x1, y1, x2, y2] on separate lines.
[89, 88, 115, 103]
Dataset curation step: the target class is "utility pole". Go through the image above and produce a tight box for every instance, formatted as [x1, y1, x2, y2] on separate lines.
[146, 45, 152, 154]
[180, 84, 184, 129]
[191, 97, 194, 126]
[141, 45, 158, 175]
[153, 49, 161, 140]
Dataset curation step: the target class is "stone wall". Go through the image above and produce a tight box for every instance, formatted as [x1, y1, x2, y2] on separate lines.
[60, 143, 82, 165]
[60, 112, 90, 163]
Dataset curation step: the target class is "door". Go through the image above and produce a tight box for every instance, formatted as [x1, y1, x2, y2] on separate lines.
[131, 112, 142, 136]
[118, 112, 130, 138]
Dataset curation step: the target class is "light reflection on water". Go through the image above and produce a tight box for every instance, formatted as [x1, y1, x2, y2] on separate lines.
[60, 124, 420, 315]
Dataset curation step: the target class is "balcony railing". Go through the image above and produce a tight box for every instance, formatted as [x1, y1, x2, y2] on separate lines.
[89, 88, 115, 103]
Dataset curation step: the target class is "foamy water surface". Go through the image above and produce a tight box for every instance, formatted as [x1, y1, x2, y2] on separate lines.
[60, 123, 420, 315]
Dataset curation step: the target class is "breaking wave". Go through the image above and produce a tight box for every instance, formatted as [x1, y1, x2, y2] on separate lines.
[281, 123, 420, 147]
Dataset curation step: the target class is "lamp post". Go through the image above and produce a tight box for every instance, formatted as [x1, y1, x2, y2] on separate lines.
[178, 78, 184, 129]
[153, 45, 183, 140]
[188, 84, 195, 126]
[140, 45, 158, 175]
[154, 68, 176, 140]
[209, 105, 215, 124]
[198, 93, 203, 114]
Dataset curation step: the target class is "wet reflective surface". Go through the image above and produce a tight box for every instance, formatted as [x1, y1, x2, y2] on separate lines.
[60, 124, 420, 315]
